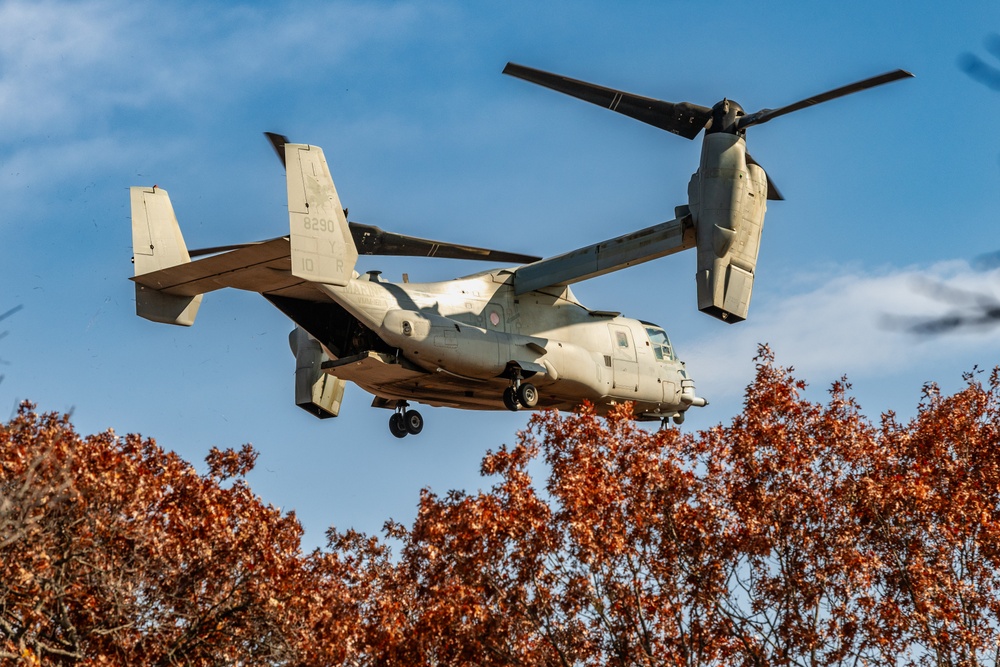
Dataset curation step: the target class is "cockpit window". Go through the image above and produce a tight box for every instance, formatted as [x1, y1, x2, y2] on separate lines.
[644, 325, 675, 361]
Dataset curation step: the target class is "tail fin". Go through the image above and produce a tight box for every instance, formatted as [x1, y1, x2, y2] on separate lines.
[130, 186, 202, 326]
[283, 143, 358, 286]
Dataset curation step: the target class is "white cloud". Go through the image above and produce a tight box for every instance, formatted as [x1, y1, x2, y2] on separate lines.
[0, 0, 458, 226]
[685, 261, 1000, 404]
[0, 0, 443, 141]
[0, 0, 126, 135]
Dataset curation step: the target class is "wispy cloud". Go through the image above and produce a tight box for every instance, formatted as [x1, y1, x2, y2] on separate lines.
[686, 261, 1000, 402]
[0, 0, 128, 136]
[0, 0, 452, 222]
[0, 1, 441, 142]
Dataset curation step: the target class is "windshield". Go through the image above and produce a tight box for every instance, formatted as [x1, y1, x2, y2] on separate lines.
[644, 325, 676, 361]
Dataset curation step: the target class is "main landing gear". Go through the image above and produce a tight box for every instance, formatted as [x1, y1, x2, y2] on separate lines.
[503, 371, 539, 412]
[389, 402, 424, 438]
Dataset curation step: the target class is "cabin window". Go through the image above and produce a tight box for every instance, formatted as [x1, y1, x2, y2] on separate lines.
[615, 331, 629, 349]
[644, 325, 675, 361]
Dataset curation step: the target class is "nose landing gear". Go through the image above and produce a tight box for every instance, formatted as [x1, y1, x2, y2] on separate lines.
[389, 402, 424, 438]
[658, 411, 686, 431]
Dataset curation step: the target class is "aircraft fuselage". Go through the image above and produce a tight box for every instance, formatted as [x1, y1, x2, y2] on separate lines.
[308, 268, 698, 420]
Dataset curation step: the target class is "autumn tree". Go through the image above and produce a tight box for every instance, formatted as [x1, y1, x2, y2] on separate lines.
[693, 357, 885, 666]
[856, 370, 1000, 664]
[6, 349, 1000, 666]
[319, 349, 1000, 666]
[0, 404, 323, 665]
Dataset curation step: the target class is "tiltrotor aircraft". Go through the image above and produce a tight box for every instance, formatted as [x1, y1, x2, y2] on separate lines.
[130, 63, 911, 437]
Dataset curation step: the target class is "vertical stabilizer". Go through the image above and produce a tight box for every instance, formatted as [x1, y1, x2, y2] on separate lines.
[130, 186, 202, 326]
[284, 143, 358, 286]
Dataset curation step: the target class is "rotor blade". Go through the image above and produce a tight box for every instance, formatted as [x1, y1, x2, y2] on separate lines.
[973, 250, 1000, 271]
[738, 69, 914, 130]
[0, 304, 23, 324]
[503, 62, 712, 140]
[350, 222, 541, 263]
[189, 239, 285, 258]
[959, 53, 1000, 91]
[189, 225, 542, 263]
[892, 306, 1000, 335]
[264, 132, 290, 168]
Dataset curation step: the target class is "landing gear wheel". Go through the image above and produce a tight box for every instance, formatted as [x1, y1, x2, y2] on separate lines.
[389, 412, 407, 439]
[404, 409, 424, 435]
[517, 382, 539, 408]
[503, 387, 520, 412]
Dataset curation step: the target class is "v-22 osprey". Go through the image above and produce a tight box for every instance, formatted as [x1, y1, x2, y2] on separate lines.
[129, 63, 912, 437]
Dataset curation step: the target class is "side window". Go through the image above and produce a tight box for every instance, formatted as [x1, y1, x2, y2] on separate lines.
[610, 325, 637, 362]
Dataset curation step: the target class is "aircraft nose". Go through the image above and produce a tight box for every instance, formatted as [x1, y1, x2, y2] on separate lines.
[680, 377, 708, 408]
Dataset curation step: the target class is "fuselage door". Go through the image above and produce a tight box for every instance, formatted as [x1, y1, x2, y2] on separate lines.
[608, 323, 639, 394]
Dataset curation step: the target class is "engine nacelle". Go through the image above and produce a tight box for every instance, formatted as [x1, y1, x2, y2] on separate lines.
[688, 133, 767, 323]
[288, 327, 345, 419]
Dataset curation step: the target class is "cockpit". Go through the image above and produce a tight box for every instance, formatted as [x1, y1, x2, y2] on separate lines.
[643, 324, 676, 362]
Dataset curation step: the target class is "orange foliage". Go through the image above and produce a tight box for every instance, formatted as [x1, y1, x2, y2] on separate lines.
[4, 348, 1000, 665]
[0, 406, 312, 665]
[320, 348, 1000, 665]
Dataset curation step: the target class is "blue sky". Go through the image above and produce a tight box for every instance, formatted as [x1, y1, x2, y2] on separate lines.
[2, 0, 1000, 549]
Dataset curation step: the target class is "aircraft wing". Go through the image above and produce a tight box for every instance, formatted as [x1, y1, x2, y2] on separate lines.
[134, 221, 543, 303]
[512, 213, 695, 294]
[132, 237, 328, 302]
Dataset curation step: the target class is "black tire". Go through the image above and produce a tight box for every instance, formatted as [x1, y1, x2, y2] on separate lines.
[503, 386, 520, 411]
[389, 412, 408, 438]
[404, 409, 424, 435]
[517, 382, 539, 408]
